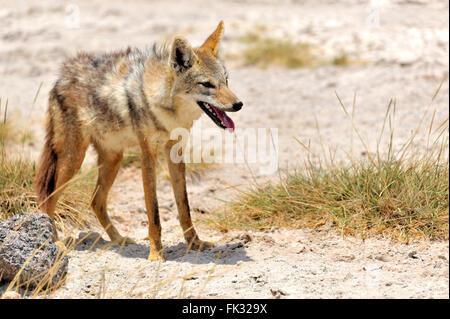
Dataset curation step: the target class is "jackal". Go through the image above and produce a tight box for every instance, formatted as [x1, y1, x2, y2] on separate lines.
[35, 21, 243, 261]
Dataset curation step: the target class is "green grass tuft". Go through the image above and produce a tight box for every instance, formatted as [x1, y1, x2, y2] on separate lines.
[216, 155, 448, 241]
[205, 92, 449, 242]
[237, 33, 357, 69]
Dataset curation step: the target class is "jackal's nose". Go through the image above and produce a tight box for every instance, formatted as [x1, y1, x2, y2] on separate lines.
[232, 101, 243, 111]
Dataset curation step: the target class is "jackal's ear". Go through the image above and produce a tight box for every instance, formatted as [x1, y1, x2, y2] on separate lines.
[170, 37, 195, 74]
[200, 21, 224, 57]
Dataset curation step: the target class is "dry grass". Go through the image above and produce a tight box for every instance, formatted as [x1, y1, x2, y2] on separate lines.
[0, 98, 11, 147]
[237, 33, 356, 69]
[0, 153, 97, 231]
[0, 101, 97, 230]
[1, 99, 36, 148]
[205, 88, 449, 242]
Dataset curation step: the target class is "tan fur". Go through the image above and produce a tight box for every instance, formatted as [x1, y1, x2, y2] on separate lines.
[199, 21, 224, 56]
[34, 21, 242, 260]
[215, 85, 239, 106]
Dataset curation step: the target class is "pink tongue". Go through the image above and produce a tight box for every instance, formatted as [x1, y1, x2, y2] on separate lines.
[212, 106, 235, 132]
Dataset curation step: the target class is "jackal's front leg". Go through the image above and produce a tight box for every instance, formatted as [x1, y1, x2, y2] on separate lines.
[138, 134, 164, 261]
[165, 141, 214, 251]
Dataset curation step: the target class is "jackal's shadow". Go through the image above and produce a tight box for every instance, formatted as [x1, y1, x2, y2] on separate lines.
[73, 232, 253, 265]
[162, 241, 253, 265]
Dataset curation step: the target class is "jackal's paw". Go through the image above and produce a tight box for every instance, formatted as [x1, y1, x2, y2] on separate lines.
[148, 251, 165, 262]
[188, 238, 214, 251]
[111, 236, 136, 245]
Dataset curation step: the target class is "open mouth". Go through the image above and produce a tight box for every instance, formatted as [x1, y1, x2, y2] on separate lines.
[197, 101, 235, 132]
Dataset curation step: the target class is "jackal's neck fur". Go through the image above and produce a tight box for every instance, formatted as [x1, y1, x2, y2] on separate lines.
[141, 45, 203, 132]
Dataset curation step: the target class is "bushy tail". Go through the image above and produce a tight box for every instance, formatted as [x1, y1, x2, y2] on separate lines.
[35, 116, 58, 211]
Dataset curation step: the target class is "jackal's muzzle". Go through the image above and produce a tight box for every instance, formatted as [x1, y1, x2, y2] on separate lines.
[197, 101, 243, 132]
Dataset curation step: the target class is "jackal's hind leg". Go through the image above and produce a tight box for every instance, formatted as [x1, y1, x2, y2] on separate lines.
[92, 146, 135, 245]
[165, 141, 214, 251]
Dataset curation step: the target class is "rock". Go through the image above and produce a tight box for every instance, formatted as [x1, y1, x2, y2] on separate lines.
[0, 212, 68, 288]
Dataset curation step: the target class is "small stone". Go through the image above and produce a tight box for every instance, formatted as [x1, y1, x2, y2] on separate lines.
[251, 274, 267, 284]
[297, 245, 306, 254]
[77, 231, 107, 248]
[408, 251, 419, 259]
[375, 254, 391, 262]
[1, 291, 21, 299]
[363, 264, 382, 271]
[261, 235, 275, 245]
[336, 254, 355, 262]
[343, 273, 353, 281]
[270, 288, 288, 298]
[193, 207, 208, 214]
[184, 275, 198, 281]
[231, 242, 244, 250]
[239, 233, 252, 244]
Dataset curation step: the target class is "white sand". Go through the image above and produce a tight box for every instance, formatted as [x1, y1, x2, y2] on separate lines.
[0, 0, 448, 298]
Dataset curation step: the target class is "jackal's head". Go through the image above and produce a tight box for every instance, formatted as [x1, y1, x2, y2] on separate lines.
[169, 21, 243, 132]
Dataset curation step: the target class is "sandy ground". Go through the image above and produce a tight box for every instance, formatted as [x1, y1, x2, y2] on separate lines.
[0, 0, 449, 298]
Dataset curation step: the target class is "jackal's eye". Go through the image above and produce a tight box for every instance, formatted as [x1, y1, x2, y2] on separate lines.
[199, 81, 215, 89]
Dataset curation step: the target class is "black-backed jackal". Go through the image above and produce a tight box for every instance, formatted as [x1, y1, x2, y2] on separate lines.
[35, 21, 243, 261]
